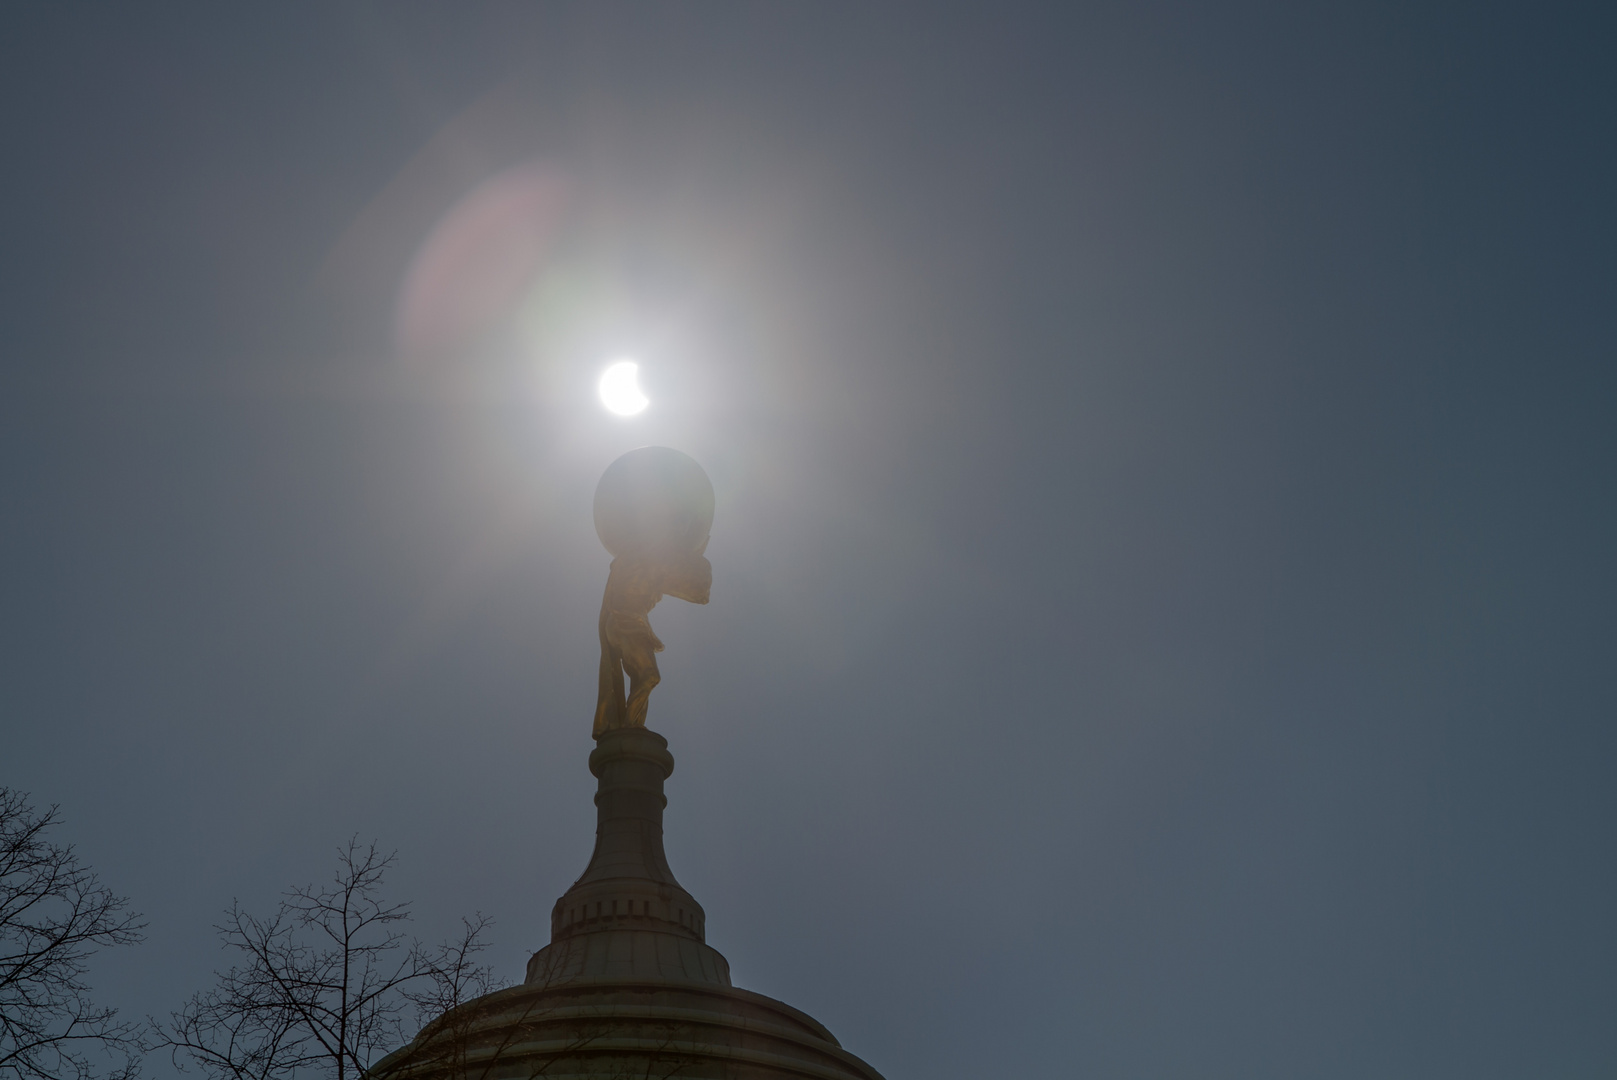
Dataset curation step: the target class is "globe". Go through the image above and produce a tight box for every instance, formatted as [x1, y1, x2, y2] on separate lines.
[593, 446, 715, 559]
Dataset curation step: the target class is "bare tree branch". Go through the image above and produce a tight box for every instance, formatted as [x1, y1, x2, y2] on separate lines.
[403, 914, 498, 1029]
[0, 789, 145, 1080]
[151, 840, 506, 1080]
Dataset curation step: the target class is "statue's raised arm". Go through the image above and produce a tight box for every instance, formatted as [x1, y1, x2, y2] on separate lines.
[591, 447, 715, 737]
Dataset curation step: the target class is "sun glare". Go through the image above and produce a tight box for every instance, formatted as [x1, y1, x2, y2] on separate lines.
[598, 360, 649, 416]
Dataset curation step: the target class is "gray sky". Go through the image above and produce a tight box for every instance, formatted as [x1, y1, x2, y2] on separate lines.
[3, 4, 1614, 1078]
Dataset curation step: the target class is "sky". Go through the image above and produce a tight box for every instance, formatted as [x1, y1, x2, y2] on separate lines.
[2, 4, 1614, 1078]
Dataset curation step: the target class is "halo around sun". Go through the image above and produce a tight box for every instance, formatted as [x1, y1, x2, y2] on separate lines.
[598, 360, 649, 416]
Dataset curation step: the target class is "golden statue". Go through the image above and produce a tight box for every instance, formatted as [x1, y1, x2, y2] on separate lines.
[591, 447, 714, 737]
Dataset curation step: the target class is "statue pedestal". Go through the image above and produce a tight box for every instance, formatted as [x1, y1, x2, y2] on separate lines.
[371, 727, 886, 1080]
[526, 727, 731, 986]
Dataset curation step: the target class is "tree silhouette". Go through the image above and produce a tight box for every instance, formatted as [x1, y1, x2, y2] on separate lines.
[152, 840, 500, 1080]
[0, 789, 145, 1080]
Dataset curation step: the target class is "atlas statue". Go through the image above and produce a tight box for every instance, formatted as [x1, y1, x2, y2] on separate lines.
[591, 446, 714, 737]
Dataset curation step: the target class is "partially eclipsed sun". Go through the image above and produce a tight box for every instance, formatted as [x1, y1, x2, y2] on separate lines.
[598, 361, 649, 416]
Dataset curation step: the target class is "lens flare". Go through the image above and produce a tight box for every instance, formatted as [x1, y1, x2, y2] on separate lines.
[598, 361, 650, 416]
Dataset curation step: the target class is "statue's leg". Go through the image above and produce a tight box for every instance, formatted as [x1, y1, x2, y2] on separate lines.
[620, 642, 662, 728]
[593, 649, 625, 736]
[593, 616, 626, 737]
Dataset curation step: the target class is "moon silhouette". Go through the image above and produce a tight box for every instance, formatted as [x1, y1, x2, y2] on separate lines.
[598, 360, 649, 416]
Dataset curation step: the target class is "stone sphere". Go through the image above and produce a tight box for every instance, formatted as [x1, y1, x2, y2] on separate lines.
[593, 446, 715, 559]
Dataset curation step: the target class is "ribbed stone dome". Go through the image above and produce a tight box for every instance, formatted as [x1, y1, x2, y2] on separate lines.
[370, 728, 886, 1080]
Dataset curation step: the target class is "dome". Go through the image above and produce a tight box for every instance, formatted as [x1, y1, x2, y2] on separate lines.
[370, 728, 886, 1080]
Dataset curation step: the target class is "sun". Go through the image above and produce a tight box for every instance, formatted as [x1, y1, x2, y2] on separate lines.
[598, 360, 649, 416]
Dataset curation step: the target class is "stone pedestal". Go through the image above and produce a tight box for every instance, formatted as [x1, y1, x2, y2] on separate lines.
[526, 727, 731, 986]
[370, 729, 886, 1080]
